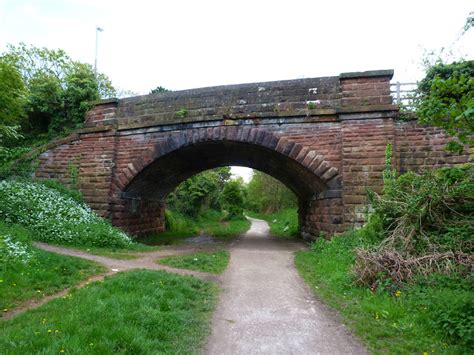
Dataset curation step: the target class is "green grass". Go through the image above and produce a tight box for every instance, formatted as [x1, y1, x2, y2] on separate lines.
[295, 230, 473, 354]
[0, 270, 218, 354]
[0, 224, 105, 312]
[158, 250, 230, 274]
[139, 209, 250, 245]
[67, 243, 162, 260]
[247, 208, 298, 238]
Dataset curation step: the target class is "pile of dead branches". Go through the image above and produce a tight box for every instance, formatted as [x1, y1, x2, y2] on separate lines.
[354, 249, 474, 287]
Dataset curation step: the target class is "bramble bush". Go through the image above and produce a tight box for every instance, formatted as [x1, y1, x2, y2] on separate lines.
[0, 180, 132, 248]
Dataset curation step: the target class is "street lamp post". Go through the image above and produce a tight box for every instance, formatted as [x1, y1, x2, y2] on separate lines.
[94, 26, 104, 74]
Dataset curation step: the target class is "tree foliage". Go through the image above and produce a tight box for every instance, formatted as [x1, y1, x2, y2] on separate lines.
[245, 170, 297, 213]
[1, 43, 116, 136]
[221, 179, 245, 219]
[0, 58, 25, 159]
[415, 60, 474, 153]
[167, 167, 232, 217]
[0, 57, 25, 126]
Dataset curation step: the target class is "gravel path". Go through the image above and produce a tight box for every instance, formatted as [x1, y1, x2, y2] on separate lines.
[204, 217, 367, 355]
[34, 242, 221, 284]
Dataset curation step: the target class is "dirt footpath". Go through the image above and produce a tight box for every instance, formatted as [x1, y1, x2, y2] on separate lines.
[205, 217, 367, 355]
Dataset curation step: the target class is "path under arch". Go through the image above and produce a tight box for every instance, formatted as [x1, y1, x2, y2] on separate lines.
[205, 217, 366, 354]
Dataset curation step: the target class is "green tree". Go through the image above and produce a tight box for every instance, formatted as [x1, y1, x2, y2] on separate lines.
[167, 167, 232, 216]
[2, 43, 116, 136]
[221, 179, 245, 219]
[0, 57, 25, 157]
[415, 60, 474, 153]
[0, 57, 25, 125]
[246, 170, 297, 213]
[60, 62, 100, 131]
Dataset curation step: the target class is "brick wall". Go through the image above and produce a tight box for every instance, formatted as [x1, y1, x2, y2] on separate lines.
[395, 121, 471, 172]
[34, 70, 471, 240]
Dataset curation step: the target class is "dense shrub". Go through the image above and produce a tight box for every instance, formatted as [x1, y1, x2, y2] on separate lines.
[369, 164, 473, 255]
[355, 164, 473, 288]
[0, 180, 132, 247]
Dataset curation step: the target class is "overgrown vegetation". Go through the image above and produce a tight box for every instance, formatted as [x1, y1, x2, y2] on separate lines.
[0, 270, 218, 354]
[0, 180, 132, 248]
[0, 223, 104, 312]
[296, 228, 473, 353]
[357, 146, 473, 287]
[158, 250, 230, 274]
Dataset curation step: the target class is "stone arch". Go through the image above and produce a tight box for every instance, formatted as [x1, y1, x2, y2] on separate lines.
[110, 126, 343, 238]
[116, 126, 341, 193]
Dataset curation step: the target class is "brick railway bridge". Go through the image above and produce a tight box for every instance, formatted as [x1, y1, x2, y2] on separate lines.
[36, 70, 469, 239]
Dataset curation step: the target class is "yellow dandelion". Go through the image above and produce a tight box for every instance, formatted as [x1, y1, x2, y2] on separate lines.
[395, 290, 402, 297]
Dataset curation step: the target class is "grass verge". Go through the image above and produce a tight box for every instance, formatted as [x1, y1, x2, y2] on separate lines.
[158, 250, 230, 274]
[0, 270, 218, 354]
[0, 224, 105, 312]
[295, 231, 473, 354]
[247, 208, 297, 238]
[67, 243, 162, 260]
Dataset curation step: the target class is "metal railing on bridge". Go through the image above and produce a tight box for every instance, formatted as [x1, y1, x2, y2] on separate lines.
[390, 81, 417, 110]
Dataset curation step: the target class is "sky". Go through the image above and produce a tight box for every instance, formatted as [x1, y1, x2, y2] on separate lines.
[1, 0, 472, 182]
